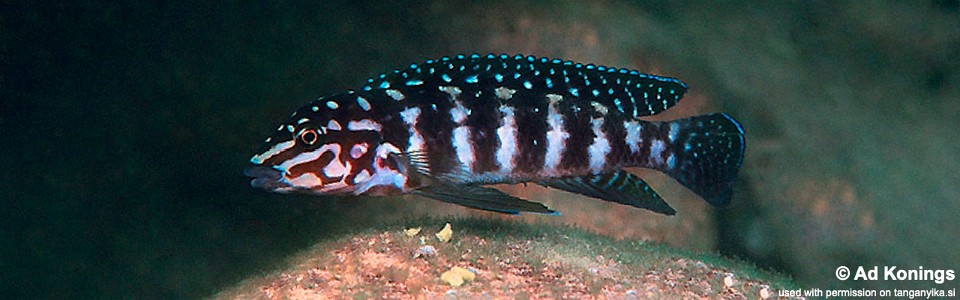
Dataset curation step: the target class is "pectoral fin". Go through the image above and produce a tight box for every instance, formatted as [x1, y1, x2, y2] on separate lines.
[538, 171, 676, 215]
[414, 184, 558, 215]
[404, 150, 474, 184]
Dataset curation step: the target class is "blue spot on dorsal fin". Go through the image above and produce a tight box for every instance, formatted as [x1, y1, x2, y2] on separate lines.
[365, 54, 689, 118]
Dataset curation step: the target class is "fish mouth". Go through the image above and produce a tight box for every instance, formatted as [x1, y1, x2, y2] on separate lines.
[244, 165, 354, 195]
[243, 165, 291, 191]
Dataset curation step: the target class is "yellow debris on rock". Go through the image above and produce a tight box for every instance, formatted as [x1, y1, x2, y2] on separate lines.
[440, 270, 464, 287]
[723, 273, 737, 287]
[435, 223, 453, 243]
[403, 227, 421, 237]
[440, 266, 476, 287]
[451, 266, 475, 281]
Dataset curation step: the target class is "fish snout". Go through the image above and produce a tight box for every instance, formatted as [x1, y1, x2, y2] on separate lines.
[243, 165, 289, 191]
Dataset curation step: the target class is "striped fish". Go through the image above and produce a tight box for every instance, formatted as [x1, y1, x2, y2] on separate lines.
[245, 54, 745, 215]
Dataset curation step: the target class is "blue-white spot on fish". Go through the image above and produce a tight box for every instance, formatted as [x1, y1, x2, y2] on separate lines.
[245, 54, 745, 215]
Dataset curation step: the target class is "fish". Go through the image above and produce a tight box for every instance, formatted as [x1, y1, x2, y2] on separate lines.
[245, 53, 745, 215]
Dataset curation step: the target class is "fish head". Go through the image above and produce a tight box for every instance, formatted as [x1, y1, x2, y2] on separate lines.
[245, 93, 401, 196]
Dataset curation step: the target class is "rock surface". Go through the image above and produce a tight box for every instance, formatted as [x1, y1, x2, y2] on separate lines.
[214, 220, 796, 299]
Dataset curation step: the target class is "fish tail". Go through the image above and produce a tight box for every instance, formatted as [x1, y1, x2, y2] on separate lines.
[653, 113, 745, 207]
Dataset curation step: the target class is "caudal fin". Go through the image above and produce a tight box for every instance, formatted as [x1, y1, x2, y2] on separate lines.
[658, 113, 745, 207]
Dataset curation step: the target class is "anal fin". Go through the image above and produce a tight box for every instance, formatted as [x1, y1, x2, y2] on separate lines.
[538, 171, 676, 215]
[414, 184, 558, 215]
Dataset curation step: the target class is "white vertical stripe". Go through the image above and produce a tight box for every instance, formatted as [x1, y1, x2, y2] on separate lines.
[624, 121, 642, 154]
[587, 118, 611, 172]
[668, 122, 680, 142]
[544, 94, 568, 173]
[400, 107, 424, 153]
[442, 86, 474, 171]
[650, 139, 666, 165]
[450, 102, 470, 123]
[495, 105, 517, 174]
[452, 126, 473, 171]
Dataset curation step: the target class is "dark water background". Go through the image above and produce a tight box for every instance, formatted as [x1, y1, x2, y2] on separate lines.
[2, 1, 958, 298]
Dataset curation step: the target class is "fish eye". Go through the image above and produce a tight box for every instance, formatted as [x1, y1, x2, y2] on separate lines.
[297, 127, 321, 145]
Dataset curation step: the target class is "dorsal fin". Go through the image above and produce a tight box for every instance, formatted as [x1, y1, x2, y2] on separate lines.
[362, 53, 687, 117]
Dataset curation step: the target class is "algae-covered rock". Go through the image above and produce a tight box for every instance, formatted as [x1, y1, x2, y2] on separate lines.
[213, 219, 796, 299]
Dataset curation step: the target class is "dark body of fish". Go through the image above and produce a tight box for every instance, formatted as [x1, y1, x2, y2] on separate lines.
[246, 54, 745, 215]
